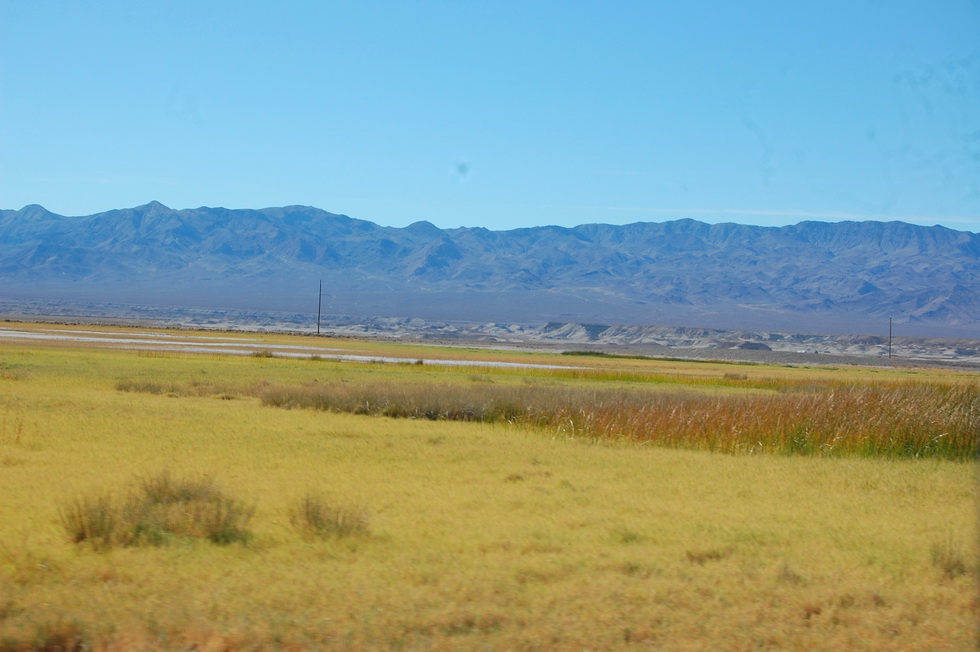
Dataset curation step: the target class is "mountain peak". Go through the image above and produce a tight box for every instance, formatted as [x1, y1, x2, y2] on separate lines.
[16, 204, 53, 218]
[139, 200, 171, 212]
[405, 220, 444, 237]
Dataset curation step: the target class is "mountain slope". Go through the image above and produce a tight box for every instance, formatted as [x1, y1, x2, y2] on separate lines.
[1, 202, 977, 336]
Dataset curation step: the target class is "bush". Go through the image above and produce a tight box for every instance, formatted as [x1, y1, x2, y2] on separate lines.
[60, 471, 254, 549]
[60, 494, 117, 551]
[115, 379, 174, 394]
[289, 493, 369, 540]
[931, 535, 969, 580]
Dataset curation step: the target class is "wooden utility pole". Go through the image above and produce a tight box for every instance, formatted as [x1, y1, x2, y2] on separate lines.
[317, 280, 322, 335]
[888, 316, 892, 359]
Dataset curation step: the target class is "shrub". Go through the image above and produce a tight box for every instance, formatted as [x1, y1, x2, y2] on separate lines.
[117, 378, 240, 399]
[60, 471, 254, 549]
[289, 493, 369, 540]
[115, 379, 174, 394]
[931, 534, 969, 579]
[60, 494, 117, 551]
[123, 471, 254, 546]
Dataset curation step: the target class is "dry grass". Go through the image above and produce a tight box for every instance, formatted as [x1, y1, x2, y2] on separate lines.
[289, 492, 370, 540]
[60, 471, 254, 549]
[255, 379, 978, 459]
[930, 533, 971, 580]
[0, 326, 976, 650]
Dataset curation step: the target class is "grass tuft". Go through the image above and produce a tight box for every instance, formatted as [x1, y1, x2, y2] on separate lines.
[23, 619, 87, 652]
[930, 534, 969, 579]
[115, 379, 175, 394]
[60, 494, 117, 551]
[686, 547, 734, 565]
[289, 493, 370, 540]
[60, 471, 254, 549]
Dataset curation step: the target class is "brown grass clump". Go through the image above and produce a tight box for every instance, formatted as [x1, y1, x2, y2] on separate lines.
[60, 494, 118, 551]
[60, 471, 254, 549]
[930, 534, 971, 580]
[0, 619, 87, 652]
[289, 493, 370, 540]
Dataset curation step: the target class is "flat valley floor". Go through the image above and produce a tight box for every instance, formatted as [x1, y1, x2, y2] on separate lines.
[0, 322, 976, 650]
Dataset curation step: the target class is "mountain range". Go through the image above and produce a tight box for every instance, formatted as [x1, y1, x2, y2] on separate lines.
[1, 201, 978, 337]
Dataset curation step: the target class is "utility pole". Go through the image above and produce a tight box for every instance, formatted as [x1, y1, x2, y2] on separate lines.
[317, 280, 322, 336]
[888, 316, 892, 359]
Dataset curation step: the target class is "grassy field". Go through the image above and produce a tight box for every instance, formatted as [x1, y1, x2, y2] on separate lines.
[0, 323, 977, 650]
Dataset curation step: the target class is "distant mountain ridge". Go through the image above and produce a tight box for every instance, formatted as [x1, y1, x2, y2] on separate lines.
[1, 201, 978, 336]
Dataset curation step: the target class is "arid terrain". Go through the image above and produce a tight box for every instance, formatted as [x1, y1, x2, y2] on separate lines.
[3, 297, 978, 370]
[0, 320, 975, 650]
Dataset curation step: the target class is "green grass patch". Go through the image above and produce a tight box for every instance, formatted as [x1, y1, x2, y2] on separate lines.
[560, 350, 653, 360]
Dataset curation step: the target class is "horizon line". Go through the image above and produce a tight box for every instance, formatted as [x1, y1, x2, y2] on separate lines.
[5, 201, 978, 233]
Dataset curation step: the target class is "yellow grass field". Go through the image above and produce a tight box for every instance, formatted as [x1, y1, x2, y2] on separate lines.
[0, 322, 977, 650]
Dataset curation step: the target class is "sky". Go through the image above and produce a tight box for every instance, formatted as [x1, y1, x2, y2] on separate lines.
[1, 1, 978, 233]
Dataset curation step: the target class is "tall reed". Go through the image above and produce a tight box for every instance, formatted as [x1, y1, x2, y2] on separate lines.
[258, 380, 978, 460]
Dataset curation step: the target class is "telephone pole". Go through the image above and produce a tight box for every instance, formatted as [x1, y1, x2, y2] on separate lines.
[888, 316, 892, 359]
[317, 280, 322, 336]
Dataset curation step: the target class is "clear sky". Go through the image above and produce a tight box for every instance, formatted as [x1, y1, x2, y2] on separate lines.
[2, 1, 978, 233]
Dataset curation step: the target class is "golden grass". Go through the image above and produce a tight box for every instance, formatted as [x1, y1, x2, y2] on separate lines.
[255, 379, 977, 459]
[0, 327, 977, 650]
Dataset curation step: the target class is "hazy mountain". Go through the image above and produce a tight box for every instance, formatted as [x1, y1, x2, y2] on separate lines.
[1, 201, 977, 336]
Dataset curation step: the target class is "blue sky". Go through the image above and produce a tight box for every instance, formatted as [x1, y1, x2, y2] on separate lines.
[2, 1, 978, 232]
